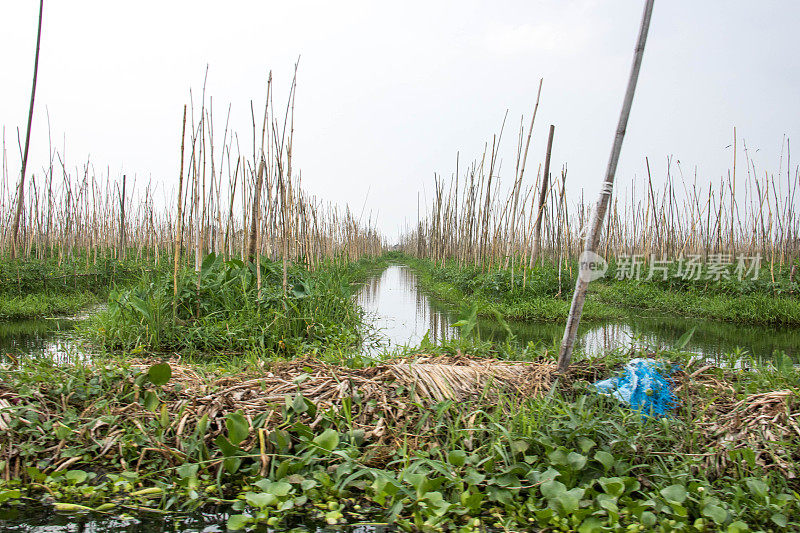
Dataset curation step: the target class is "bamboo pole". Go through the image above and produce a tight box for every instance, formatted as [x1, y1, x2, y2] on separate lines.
[173, 105, 187, 318]
[11, 0, 44, 260]
[530, 124, 555, 265]
[557, 0, 655, 373]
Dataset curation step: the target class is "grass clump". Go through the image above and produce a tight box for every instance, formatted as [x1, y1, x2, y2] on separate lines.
[84, 254, 383, 358]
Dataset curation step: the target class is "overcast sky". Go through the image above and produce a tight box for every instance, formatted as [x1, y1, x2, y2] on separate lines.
[2, 1, 798, 241]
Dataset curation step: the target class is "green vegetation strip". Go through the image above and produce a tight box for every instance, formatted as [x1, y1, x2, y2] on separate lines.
[1, 352, 799, 532]
[0, 255, 160, 319]
[400, 254, 800, 326]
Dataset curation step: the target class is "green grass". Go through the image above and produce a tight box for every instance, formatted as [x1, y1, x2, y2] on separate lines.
[0, 292, 97, 319]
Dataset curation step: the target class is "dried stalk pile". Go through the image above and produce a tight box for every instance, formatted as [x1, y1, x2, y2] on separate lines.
[674, 366, 800, 478]
[2, 357, 797, 479]
[0, 356, 566, 477]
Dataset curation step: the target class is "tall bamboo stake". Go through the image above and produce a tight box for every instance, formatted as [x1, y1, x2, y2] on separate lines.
[557, 0, 655, 373]
[173, 105, 187, 318]
[11, 0, 44, 259]
[530, 124, 555, 265]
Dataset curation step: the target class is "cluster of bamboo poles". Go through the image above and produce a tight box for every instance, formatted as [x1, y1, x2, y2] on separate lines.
[0, 71, 384, 272]
[402, 101, 799, 276]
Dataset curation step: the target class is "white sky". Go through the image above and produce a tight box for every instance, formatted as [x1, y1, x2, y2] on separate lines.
[2, 1, 798, 241]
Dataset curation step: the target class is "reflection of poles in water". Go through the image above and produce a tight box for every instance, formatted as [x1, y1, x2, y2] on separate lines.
[441, 310, 452, 342]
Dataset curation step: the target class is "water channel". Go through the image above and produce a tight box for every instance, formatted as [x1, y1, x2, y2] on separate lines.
[356, 264, 799, 362]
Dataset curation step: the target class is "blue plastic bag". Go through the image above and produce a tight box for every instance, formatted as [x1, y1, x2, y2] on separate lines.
[594, 358, 676, 417]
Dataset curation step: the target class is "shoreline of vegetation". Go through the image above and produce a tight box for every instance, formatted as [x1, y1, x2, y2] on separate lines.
[399, 255, 800, 327]
[1, 345, 798, 532]
[0, 256, 158, 320]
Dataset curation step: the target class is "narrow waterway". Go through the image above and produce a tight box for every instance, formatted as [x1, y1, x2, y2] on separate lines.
[356, 264, 800, 361]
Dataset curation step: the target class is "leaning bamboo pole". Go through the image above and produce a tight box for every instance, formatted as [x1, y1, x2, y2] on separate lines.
[557, 0, 655, 373]
[11, 0, 44, 260]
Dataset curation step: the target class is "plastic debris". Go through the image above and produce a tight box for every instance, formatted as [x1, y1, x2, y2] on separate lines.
[593, 358, 676, 417]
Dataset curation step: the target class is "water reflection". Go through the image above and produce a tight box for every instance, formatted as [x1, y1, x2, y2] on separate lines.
[0, 504, 395, 532]
[357, 265, 458, 354]
[0, 317, 85, 365]
[356, 264, 799, 361]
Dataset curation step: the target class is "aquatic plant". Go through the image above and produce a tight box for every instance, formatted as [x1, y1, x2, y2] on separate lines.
[1, 354, 798, 530]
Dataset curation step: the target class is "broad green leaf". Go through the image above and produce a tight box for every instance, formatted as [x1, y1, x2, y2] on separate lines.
[214, 435, 240, 457]
[200, 252, 217, 278]
[65, 470, 88, 484]
[128, 296, 152, 322]
[511, 440, 529, 454]
[291, 393, 308, 414]
[745, 479, 768, 499]
[599, 477, 625, 498]
[245, 492, 277, 508]
[594, 450, 614, 471]
[0, 489, 21, 503]
[567, 451, 588, 470]
[487, 485, 513, 505]
[463, 468, 485, 486]
[547, 449, 569, 466]
[578, 517, 604, 533]
[254, 479, 292, 497]
[555, 488, 584, 514]
[196, 414, 209, 436]
[225, 411, 249, 446]
[640, 511, 657, 526]
[312, 428, 340, 452]
[660, 484, 687, 504]
[143, 390, 159, 412]
[702, 503, 728, 525]
[176, 463, 198, 479]
[447, 450, 467, 467]
[424, 491, 451, 516]
[54, 423, 72, 440]
[147, 363, 172, 386]
[541, 479, 567, 500]
[596, 493, 618, 513]
[270, 429, 291, 452]
[226, 514, 249, 530]
[726, 521, 749, 533]
[771, 513, 788, 527]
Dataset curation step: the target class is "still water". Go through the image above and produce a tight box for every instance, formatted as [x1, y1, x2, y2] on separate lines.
[0, 505, 392, 533]
[0, 317, 83, 364]
[356, 264, 800, 361]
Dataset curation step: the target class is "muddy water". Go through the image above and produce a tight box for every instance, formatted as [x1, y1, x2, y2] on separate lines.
[356, 264, 800, 361]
